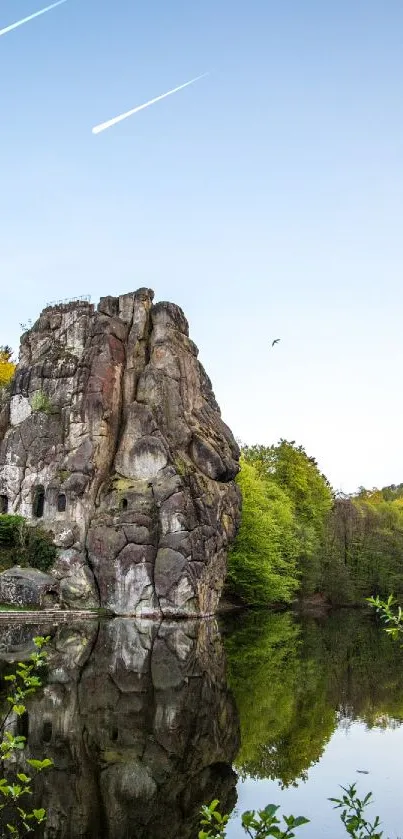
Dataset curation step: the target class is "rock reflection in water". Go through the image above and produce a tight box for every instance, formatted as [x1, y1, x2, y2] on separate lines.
[0, 618, 239, 839]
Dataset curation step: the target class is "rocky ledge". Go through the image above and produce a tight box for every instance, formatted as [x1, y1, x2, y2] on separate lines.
[0, 290, 241, 616]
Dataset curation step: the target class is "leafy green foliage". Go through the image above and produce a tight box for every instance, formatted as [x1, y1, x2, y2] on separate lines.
[228, 441, 333, 605]
[227, 459, 300, 605]
[320, 495, 403, 604]
[199, 788, 387, 839]
[241, 806, 309, 839]
[199, 799, 309, 839]
[243, 441, 333, 537]
[231, 437, 403, 606]
[0, 515, 56, 573]
[199, 800, 229, 838]
[0, 518, 25, 547]
[199, 789, 385, 838]
[0, 637, 53, 837]
[330, 785, 383, 838]
[367, 595, 403, 639]
[227, 430, 403, 607]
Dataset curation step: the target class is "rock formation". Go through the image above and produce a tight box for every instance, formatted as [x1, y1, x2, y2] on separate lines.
[0, 290, 241, 615]
[0, 617, 240, 839]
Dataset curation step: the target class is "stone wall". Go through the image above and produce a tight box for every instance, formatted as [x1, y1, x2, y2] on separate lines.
[0, 290, 241, 615]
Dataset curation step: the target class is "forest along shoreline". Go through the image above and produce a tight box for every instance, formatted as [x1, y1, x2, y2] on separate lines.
[224, 440, 403, 612]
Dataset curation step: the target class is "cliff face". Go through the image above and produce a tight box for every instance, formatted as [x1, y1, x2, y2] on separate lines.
[0, 290, 241, 615]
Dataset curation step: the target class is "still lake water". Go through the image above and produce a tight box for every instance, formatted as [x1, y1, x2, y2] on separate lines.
[223, 609, 403, 839]
[0, 609, 402, 838]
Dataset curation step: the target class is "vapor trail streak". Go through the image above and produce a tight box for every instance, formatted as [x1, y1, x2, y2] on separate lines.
[0, 0, 68, 37]
[92, 73, 209, 135]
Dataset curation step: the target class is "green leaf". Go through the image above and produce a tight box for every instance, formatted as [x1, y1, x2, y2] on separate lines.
[12, 705, 26, 716]
[293, 816, 310, 827]
[26, 758, 53, 771]
[16, 774, 31, 784]
[261, 804, 279, 819]
[33, 636, 50, 648]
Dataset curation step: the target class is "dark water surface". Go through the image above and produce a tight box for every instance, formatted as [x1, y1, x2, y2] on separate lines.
[0, 609, 402, 838]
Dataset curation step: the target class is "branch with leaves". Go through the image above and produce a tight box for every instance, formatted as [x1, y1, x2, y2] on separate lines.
[0, 636, 53, 837]
[199, 783, 388, 839]
[330, 784, 383, 839]
[367, 595, 403, 640]
[199, 799, 309, 839]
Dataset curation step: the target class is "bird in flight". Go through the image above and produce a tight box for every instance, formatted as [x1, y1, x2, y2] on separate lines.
[92, 73, 209, 135]
[271, 338, 281, 347]
[0, 0, 68, 38]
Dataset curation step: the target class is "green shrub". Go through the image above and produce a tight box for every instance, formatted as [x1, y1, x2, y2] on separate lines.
[24, 527, 57, 572]
[0, 515, 25, 546]
[0, 515, 56, 572]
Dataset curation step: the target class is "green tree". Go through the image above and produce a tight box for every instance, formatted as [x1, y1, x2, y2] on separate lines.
[242, 440, 333, 533]
[242, 441, 333, 594]
[227, 459, 299, 605]
[321, 494, 403, 604]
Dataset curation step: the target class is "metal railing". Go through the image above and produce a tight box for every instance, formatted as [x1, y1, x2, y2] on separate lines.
[45, 295, 91, 307]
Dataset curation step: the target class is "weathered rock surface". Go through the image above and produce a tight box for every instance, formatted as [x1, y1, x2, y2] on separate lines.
[0, 567, 59, 608]
[0, 617, 240, 839]
[0, 290, 241, 615]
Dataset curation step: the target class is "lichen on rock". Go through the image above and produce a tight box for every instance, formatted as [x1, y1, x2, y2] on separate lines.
[0, 289, 241, 616]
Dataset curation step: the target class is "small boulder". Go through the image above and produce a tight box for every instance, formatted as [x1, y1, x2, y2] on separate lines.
[0, 567, 59, 609]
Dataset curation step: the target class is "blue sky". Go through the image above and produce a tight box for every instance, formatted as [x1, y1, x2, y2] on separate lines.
[1, 0, 402, 492]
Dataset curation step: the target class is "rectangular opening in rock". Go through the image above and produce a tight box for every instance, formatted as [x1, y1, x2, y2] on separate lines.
[57, 493, 67, 513]
[32, 486, 45, 519]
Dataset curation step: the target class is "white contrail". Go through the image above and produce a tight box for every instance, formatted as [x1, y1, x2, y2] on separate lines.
[92, 73, 209, 135]
[0, 0, 68, 37]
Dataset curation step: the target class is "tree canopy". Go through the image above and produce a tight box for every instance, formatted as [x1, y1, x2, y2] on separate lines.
[228, 439, 403, 607]
[226, 458, 300, 605]
[227, 441, 333, 605]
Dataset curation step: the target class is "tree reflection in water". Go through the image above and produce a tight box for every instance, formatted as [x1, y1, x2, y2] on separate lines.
[223, 608, 403, 788]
